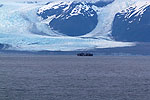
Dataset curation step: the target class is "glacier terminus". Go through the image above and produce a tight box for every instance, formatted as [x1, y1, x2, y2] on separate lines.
[0, 0, 149, 51]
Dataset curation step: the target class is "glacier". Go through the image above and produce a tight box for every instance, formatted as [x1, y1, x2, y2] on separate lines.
[0, 0, 144, 51]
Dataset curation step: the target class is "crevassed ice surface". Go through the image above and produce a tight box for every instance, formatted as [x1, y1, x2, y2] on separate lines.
[0, 0, 144, 51]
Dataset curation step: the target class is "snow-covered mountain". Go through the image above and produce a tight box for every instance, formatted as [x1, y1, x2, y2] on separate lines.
[1, 0, 149, 51]
[112, 1, 150, 42]
[37, 1, 99, 36]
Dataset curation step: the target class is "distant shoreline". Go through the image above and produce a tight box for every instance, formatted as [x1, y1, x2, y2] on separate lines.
[1, 42, 150, 56]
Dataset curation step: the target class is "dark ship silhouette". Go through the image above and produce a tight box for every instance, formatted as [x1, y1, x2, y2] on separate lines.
[77, 53, 93, 56]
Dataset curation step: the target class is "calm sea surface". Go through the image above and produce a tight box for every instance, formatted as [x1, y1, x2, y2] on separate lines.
[0, 55, 150, 100]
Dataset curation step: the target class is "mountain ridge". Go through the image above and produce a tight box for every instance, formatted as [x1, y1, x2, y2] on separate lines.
[112, 1, 150, 42]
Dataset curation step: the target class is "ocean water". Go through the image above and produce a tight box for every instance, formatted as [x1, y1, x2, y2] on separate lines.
[0, 55, 150, 100]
